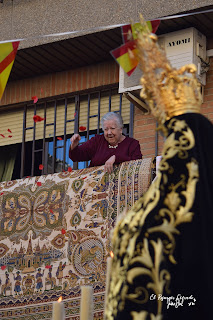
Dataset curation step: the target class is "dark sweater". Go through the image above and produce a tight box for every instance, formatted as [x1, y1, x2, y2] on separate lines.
[69, 134, 142, 167]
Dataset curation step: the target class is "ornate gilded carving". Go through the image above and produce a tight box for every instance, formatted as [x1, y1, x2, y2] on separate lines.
[105, 118, 199, 320]
[135, 15, 202, 125]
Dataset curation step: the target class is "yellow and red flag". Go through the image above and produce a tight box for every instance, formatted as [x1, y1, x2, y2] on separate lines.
[0, 41, 19, 100]
[121, 20, 160, 43]
[111, 40, 138, 76]
[111, 20, 160, 76]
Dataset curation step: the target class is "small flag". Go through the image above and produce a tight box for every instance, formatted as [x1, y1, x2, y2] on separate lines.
[121, 20, 160, 44]
[112, 20, 160, 76]
[0, 41, 19, 100]
[111, 40, 138, 76]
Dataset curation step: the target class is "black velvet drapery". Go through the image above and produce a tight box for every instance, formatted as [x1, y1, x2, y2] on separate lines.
[105, 113, 213, 320]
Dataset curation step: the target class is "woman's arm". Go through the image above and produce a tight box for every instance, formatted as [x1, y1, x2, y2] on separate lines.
[69, 135, 98, 162]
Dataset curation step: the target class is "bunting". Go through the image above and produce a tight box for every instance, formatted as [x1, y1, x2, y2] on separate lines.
[0, 41, 19, 100]
[111, 20, 160, 76]
[110, 40, 138, 76]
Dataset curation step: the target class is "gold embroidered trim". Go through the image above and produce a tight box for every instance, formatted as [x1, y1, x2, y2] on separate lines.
[105, 119, 199, 320]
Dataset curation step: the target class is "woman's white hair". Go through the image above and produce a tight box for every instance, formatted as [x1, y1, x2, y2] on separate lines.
[101, 112, 123, 129]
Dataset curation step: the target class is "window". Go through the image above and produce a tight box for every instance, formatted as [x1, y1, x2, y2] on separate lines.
[0, 87, 134, 180]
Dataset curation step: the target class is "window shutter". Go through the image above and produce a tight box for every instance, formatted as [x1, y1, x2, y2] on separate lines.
[0, 91, 130, 146]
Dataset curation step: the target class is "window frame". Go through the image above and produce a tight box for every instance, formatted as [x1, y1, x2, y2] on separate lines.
[19, 86, 134, 178]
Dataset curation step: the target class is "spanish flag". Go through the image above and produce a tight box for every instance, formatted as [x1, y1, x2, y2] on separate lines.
[111, 40, 138, 76]
[121, 20, 160, 43]
[0, 41, 19, 100]
[111, 20, 160, 76]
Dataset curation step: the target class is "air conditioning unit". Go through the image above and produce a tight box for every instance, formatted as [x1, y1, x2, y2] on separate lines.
[119, 27, 207, 96]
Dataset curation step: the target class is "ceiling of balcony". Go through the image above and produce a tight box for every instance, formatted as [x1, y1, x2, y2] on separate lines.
[9, 7, 213, 82]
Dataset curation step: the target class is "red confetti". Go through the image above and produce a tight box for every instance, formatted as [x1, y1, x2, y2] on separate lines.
[0, 134, 5, 138]
[1, 265, 6, 270]
[32, 96, 38, 103]
[57, 137, 63, 140]
[79, 126, 86, 131]
[37, 182, 42, 186]
[7, 129, 12, 133]
[33, 115, 45, 122]
[39, 164, 44, 170]
[8, 135, 13, 138]
[45, 265, 51, 269]
[0, 192, 4, 196]
[82, 177, 87, 179]
[67, 167, 72, 172]
[61, 228, 66, 235]
[74, 112, 76, 117]
[50, 209, 54, 214]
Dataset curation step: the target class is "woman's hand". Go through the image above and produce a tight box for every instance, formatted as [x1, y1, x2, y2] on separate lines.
[70, 134, 81, 150]
[104, 155, 116, 173]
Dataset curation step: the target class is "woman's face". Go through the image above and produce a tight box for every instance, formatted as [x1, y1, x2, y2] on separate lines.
[103, 119, 122, 146]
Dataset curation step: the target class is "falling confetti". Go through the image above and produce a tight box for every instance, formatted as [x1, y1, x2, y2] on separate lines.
[32, 96, 38, 103]
[33, 115, 45, 122]
[1, 266, 6, 270]
[67, 167, 72, 172]
[61, 228, 66, 235]
[45, 265, 51, 269]
[74, 112, 76, 117]
[7, 129, 12, 133]
[8, 135, 12, 138]
[0, 192, 4, 196]
[57, 137, 63, 140]
[50, 209, 54, 214]
[39, 164, 44, 170]
[37, 182, 42, 186]
[79, 126, 86, 131]
[0, 134, 5, 138]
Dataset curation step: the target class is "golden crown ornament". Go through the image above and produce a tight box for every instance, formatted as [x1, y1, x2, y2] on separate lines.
[136, 15, 202, 125]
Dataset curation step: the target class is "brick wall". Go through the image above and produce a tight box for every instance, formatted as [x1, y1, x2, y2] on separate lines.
[1, 56, 213, 160]
[0, 60, 119, 106]
[134, 57, 213, 158]
[202, 56, 213, 122]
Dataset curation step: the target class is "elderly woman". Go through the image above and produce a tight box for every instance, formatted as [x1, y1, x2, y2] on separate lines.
[69, 112, 142, 173]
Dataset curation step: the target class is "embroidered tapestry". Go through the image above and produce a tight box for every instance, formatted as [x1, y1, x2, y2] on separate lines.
[0, 158, 152, 320]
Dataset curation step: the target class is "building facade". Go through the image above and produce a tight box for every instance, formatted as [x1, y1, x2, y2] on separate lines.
[0, 0, 213, 180]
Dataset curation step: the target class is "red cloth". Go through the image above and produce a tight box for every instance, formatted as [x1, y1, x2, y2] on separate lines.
[69, 134, 142, 167]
